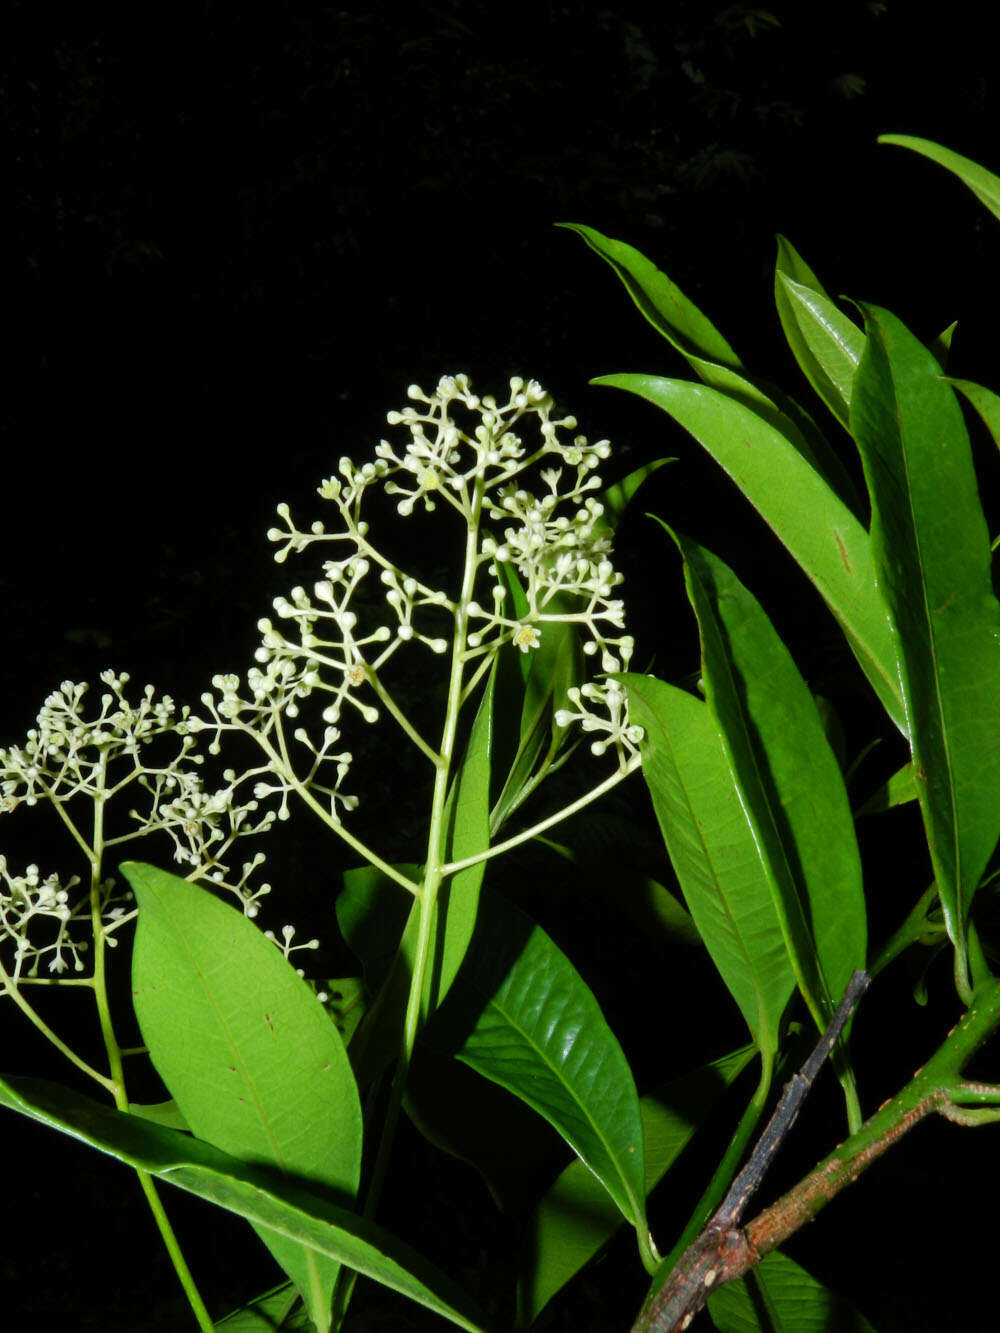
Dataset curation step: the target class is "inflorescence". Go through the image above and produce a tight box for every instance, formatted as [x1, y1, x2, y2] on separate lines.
[0, 376, 641, 985]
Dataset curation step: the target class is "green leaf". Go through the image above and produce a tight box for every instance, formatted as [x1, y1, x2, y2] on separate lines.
[665, 534, 868, 1030]
[946, 377, 1000, 455]
[129, 1099, 190, 1132]
[620, 673, 792, 1054]
[850, 304, 1000, 988]
[706, 1248, 877, 1332]
[596, 458, 674, 536]
[855, 761, 917, 817]
[337, 864, 419, 987]
[566, 223, 862, 513]
[452, 893, 648, 1235]
[125, 862, 363, 1328]
[518, 1044, 755, 1328]
[774, 236, 865, 431]
[0, 1075, 487, 1333]
[323, 977, 367, 1047]
[595, 374, 905, 733]
[559, 223, 742, 367]
[878, 133, 1000, 225]
[216, 1281, 311, 1330]
[435, 659, 495, 998]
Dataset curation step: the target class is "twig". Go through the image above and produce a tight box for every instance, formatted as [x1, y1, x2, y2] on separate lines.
[634, 970, 870, 1332]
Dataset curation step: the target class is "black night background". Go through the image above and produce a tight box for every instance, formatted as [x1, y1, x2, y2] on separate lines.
[2, 3, 999, 1328]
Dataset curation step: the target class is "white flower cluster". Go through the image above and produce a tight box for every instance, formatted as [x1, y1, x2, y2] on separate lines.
[0, 673, 280, 981]
[0, 858, 90, 979]
[204, 374, 642, 775]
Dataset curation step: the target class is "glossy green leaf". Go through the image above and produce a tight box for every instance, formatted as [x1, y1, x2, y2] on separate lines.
[850, 304, 1000, 986]
[596, 374, 904, 732]
[518, 1044, 755, 1328]
[706, 1248, 877, 1332]
[666, 534, 867, 1029]
[216, 1281, 310, 1330]
[126, 862, 363, 1327]
[567, 224, 862, 511]
[453, 894, 647, 1234]
[0, 1075, 487, 1333]
[597, 458, 674, 536]
[129, 1099, 190, 1132]
[621, 673, 792, 1053]
[931, 321, 958, 369]
[560, 222, 741, 367]
[946, 377, 1000, 455]
[878, 133, 1000, 225]
[856, 761, 917, 816]
[775, 236, 865, 430]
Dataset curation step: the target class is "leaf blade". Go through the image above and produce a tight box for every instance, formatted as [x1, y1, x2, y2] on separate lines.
[774, 236, 865, 430]
[622, 673, 792, 1053]
[849, 304, 1000, 983]
[665, 534, 867, 1029]
[518, 1044, 755, 1328]
[707, 1248, 877, 1332]
[453, 894, 647, 1234]
[878, 133, 1000, 225]
[125, 861, 363, 1324]
[596, 374, 904, 732]
[0, 1074, 486, 1333]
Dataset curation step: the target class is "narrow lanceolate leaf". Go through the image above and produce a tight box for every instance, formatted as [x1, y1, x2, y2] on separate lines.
[775, 235, 865, 431]
[878, 133, 1000, 225]
[946, 377, 1000, 456]
[621, 673, 792, 1054]
[558, 223, 742, 367]
[666, 534, 867, 1030]
[850, 305, 1000, 986]
[597, 458, 673, 535]
[126, 862, 363, 1329]
[518, 1044, 755, 1329]
[597, 374, 904, 733]
[453, 894, 647, 1234]
[566, 223, 859, 508]
[706, 1247, 877, 1332]
[0, 1075, 487, 1333]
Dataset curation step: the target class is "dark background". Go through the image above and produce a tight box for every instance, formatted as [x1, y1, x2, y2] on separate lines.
[3, 2, 1000, 1329]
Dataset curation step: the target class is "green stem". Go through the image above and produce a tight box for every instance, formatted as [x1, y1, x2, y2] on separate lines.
[743, 978, 1000, 1255]
[89, 759, 214, 1332]
[135, 1170, 215, 1332]
[0, 972, 114, 1091]
[444, 753, 640, 875]
[634, 978, 1000, 1332]
[869, 881, 942, 978]
[333, 474, 488, 1331]
[247, 726, 421, 895]
[363, 664, 441, 765]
